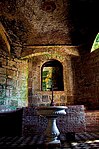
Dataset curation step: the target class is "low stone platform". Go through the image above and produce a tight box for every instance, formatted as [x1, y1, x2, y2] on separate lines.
[22, 105, 86, 136]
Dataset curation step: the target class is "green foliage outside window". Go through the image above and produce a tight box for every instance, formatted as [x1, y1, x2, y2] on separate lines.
[91, 33, 99, 52]
[41, 60, 64, 91]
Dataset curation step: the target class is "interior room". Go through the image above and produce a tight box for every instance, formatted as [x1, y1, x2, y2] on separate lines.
[0, 0, 99, 148]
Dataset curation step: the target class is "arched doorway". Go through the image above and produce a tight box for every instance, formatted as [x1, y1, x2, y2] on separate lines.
[41, 59, 64, 91]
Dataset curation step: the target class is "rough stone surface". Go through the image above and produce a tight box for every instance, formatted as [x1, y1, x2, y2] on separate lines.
[0, 0, 99, 110]
[22, 106, 99, 135]
[0, 50, 28, 108]
[0, 47, 99, 109]
[22, 105, 86, 136]
[74, 49, 99, 110]
[85, 110, 99, 132]
[0, 0, 98, 56]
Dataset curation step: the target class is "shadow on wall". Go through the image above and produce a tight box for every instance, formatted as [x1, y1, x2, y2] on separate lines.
[74, 98, 99, 110]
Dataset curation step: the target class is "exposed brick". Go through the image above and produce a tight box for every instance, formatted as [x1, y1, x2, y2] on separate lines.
[85, 110, 99, 132]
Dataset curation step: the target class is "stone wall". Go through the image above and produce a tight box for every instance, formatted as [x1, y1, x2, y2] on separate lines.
[0, 49, 28, 108]
[22, 106, 99, 136]
[85, 110, 99, 132]
[22, 105, 86, 136]
[26, 45, 80, 106]
[74, 49, 99, 110]
[0, 45, 98, 110]
[25, 46, 99, 109]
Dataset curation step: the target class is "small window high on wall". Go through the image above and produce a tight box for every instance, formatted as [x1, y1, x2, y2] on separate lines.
[41, 60, 64, 91]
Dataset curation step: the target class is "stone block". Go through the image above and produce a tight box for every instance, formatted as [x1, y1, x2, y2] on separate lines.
[22, 105, 86, 135]
[0, 77, 6, 84]
[10, 100, 18, 107]
[57, 105, 86, 133]
[0, 68, 6, 74]
[42, 95, 49, 102]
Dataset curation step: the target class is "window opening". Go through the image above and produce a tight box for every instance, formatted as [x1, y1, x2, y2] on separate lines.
[41, 60, 64, 91]
[91, 33, 99, 52]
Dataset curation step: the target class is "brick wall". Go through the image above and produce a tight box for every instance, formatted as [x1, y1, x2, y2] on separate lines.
[85, 110, 99, 132]
[0, 49, 28, 108]
[0, 46, 99, 110]
[26, 46, 99, 109]
[27, 45, 80, 106]
[74, 49, 99, 110]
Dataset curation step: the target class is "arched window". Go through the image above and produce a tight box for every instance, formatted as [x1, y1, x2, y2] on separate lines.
[41, 60, 64, 91]
[91, 33, 99, 52]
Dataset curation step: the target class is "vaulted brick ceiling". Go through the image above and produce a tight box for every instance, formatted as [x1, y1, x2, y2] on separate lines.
[0, 0, 99, 55]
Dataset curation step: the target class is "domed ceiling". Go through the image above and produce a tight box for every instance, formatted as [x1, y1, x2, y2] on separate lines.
[0, 0, 99, 55]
